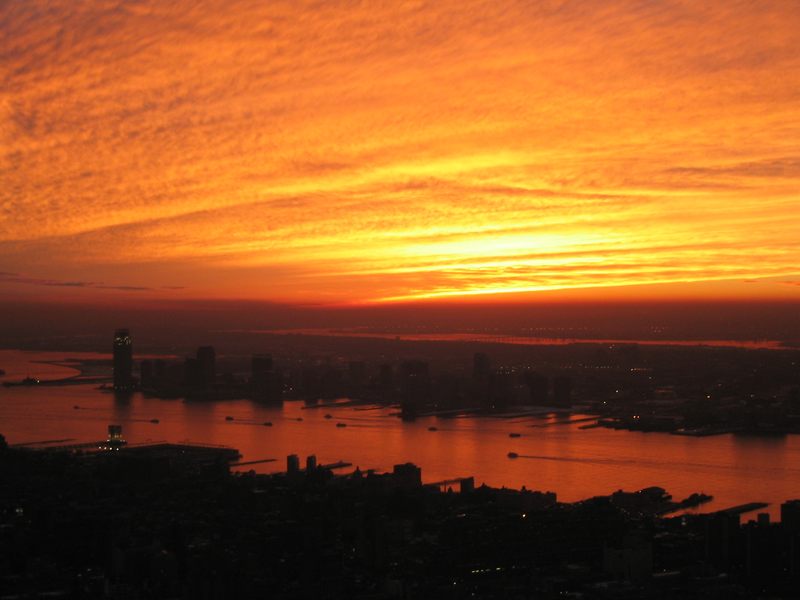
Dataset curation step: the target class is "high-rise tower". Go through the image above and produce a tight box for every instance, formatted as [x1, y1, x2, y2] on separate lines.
[113, 329, 133, 391]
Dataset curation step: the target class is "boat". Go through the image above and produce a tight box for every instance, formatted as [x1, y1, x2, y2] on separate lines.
[263, 421, 273, 427]
[225, 416, 234, 421]
[73, 405, 80, 410]
[324, 414, 332, 419]
[507, 452, 519, 459]
[509, 432, 521, 438]
[150, 419, 160, 424]
[296, 417, 303, 422]
[428, 426, 438, 432]
[336, 422, 347, 428]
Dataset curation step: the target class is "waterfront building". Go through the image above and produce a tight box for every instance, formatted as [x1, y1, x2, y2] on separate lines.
[525, 371, 549, 405]
[196, 346, 216, 388]
[400, 360, 430, 419]
[252, 353, 273, 376]
[140, 359, 153, 388]
[112, 329, 133, 391]
[473, 352, 493, 408]
[184, 357, 201, 387]
[554, 375, 573, 407]
[252, 353, 282, 403]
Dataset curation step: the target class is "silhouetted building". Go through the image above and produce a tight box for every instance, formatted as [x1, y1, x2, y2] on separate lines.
[377, 364, 396, 402]
[400, 360, 430, 420]
[473, 352, 491, 379]
[140, 359, 154, 388]
[301, 366, 323, 399]
[113, 329, 133, 391]
[348, 361, 366, 388]
[105, 424, 126, 450]
[473, 352, 493, 408]
[705, 512, 740, 570]
[252, 353, 273, 375]
[782, 500, 800, 533]
[184, 357, 201, 387]
[603, 530, 653, 584]
[784, 500, 800, 581]
[196, 346, 216, 388]
[493, 367, 524, 408]
[525, 372, 549, 405]
[154, 359, 167, 380]
[392, 463, 422, 488]
[287, 454, 300, 474]
[321, 365, 343, 399]
[252, 353, 281, 403]
[378, 364, 394, 391]
[306, 455, 317, 472]
[553, 375, 572, 407]
[788, 388, 800, 415]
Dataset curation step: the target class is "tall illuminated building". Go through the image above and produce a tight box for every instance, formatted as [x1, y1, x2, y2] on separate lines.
[113, 329, 133, 391]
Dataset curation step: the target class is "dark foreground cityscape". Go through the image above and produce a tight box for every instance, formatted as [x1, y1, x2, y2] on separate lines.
[2, 427, 800, 599]
[2, 327, 800, 599]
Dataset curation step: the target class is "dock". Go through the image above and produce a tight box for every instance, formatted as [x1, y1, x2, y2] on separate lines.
[320, 461, 352, 470]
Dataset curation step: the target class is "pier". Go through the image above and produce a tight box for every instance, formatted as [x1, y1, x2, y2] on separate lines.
[231, 457, 277, 467]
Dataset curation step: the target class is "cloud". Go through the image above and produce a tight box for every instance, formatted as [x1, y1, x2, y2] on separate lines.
[1, 0, 799, 302]
[0, 271, 154, 292]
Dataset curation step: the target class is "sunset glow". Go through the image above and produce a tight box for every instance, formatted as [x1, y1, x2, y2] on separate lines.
[2, 0, 799, 303]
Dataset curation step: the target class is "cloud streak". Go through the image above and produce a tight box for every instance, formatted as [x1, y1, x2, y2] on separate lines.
[0, 272, 153, 292]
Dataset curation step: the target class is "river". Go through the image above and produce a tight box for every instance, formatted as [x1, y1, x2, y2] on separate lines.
[1, 349, 798, 520]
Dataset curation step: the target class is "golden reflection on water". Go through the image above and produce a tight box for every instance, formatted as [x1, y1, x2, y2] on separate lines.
[2, 350, 798, 520]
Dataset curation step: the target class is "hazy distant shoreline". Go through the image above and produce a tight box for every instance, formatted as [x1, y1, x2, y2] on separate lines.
[231, 328, 792, 351]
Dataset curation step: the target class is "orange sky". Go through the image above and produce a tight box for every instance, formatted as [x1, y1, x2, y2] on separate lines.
[2, 0, 799, 305]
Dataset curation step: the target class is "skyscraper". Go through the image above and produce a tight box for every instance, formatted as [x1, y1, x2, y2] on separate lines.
[473, 352, 491, 380]
[196, 346, 216, 389]
[252, 353, 273, 376]
[139, 359, 154, 389]
[113, 329, 133, 391]
[400, 360, 430, 420]
[252, 353, 282, 403]
[525, 372, 549, 405]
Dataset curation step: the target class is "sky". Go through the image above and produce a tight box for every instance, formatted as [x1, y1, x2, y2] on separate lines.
[2, 0, 800, 306]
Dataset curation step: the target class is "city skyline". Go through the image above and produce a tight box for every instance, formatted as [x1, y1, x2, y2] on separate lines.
[4, 4, 800, 595]
[2, 0, 800, 306]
